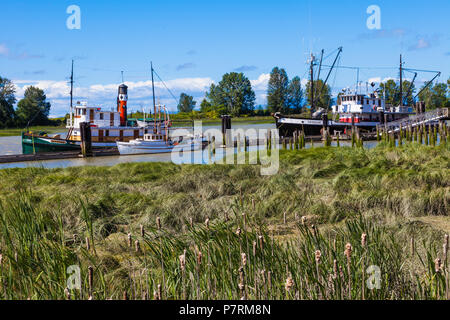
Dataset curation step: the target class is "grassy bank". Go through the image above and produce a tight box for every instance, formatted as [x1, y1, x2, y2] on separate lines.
[0, 144, 448, 299]
[0, 125, 66, 137]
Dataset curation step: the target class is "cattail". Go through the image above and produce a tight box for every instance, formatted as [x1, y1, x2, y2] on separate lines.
[197, 251, 202, 266]
[241, 253, 247, 266]
[156, 217, 161, 230]
[285, 275, 294, 292]
[435, 258, 442, 273]
[205, 217, 210, 229]
[179, 253, 186, 272]
[236, 227, 242, 236]
[361, 233, 367, 248]
[135, 240, 140, 253]
[85, 237, 90, 251]
[333, 259, 338, 279]
[301, 216, 307, 226]
[259, 236, 264, 251]
[64, 288, 71, 300]
[140, 225, 145, 237]
[127, 233, 132, 248]
[315, 250, 322, 263]
[0, 253, 2, 265]
[88, 266, 93, 293]
[253, 241, 257, 257]
[411, 236, 415, 256]
[123, 291, 128, 300]
[238, 267, 246, 299]
[345, 243, 352, 262]
[158, 284, 162, 300]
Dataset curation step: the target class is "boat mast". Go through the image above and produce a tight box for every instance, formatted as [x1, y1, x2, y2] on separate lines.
[399, 54, 403, 107]
[151, 62, 157, 133]
[310, 53, 315, 115]
[70, 60, 74, 126]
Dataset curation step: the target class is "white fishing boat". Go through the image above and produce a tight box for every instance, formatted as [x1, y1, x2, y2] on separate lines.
[116, 132, 205, 155]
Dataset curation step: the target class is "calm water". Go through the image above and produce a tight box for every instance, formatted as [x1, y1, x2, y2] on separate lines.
[0, 123, 283, 169]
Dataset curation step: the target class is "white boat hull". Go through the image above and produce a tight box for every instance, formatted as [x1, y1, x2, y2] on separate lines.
[116, 139, 204, 155]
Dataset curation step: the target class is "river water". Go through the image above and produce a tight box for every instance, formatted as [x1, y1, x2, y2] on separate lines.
[0, 123, 284, 169]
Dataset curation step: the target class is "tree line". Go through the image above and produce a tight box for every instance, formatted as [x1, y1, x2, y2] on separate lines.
[178, 69, 450, 117]
[0, 76, 53, 129]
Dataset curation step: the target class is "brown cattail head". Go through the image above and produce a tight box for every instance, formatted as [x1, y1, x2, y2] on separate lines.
[135, 240, 140, 253]
[179, 253, 186, 272]
[444, 234, 449, 253]
[197, 251, 202, 266]
[157, 284, 162, 300]
[85, 237, 90, 251]
[333, 259, 338, 279]
[205, 218, 210, 229]
[345, 243, 352, 261]
[140, 225, 145, 237]
[361, 233, 367, 248]
[127, 233, 132, 247]
[88, 266, 94, 291]
[259, 236, 264, 251]
[435, 258, 442, 273]
[301, 216, 307, 226]
[123, 291, 128, 300]
[0, 253, 2, 265]
[64, 288, 71, 300]
[315, 250, 322, 263]
[241, 253, 247, 266]
[285, 275, 294, 292]
[156, 217, 161, 230]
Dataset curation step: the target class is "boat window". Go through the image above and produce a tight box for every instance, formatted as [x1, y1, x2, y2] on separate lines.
[105, 130, 109, 137]
[100, 113, 104, 120]
[82, 109, 86, 115]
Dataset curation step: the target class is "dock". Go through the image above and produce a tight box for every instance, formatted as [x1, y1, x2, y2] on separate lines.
[0, 148, 119, 164]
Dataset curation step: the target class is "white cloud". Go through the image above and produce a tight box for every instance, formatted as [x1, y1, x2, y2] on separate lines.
[12, 74, 273, 116]
[0, 43, 10, 56]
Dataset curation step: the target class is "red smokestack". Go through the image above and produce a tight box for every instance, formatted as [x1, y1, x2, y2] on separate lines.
[117, 84, 128, 126]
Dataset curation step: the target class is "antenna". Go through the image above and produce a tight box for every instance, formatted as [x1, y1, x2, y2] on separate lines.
[70, 60, 74, 127]
[121, 71, 124, 83]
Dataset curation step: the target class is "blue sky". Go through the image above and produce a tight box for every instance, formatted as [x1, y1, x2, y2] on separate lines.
[0, 0, 449, 116]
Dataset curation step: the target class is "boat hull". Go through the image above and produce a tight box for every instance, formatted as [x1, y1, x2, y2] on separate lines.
[275, 117, 381, 137]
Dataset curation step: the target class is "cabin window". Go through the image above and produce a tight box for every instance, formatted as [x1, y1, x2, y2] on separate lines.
[82, 109, 86, 115]
[100, 113, 104, 120]
[105, 130, 109, 137]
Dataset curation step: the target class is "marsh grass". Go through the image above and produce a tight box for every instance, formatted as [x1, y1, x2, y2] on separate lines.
[0, 143, 448, 299]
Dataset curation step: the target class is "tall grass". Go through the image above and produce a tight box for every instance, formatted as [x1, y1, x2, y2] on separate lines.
[0, 143, 448, 299]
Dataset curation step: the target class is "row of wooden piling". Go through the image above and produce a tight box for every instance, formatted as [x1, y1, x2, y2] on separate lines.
[376, 121, 448, 147]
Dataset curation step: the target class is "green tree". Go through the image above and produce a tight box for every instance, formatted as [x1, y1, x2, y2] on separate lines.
[305, 79, 331, 112]
[199, 99, 212, 113]
[177, 93, 196, 113]
[418, 82, 449, 110]
[380, 79, 398, 106]
[205, 72, 255, 116]
[287, 76, 303, 114]
[267, 67, 289, 114]
[0, 76, 16, 128]
[16, 86, 51, 126]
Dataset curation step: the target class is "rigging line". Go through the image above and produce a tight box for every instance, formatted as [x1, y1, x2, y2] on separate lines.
[402, 68, 441, 74]
[322, 64, 396, 70]
[152, 69, 179, 105]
